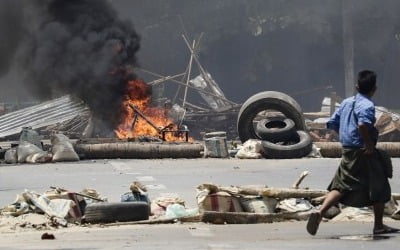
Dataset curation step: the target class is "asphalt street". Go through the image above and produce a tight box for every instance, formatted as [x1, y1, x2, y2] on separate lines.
[1, 158, 400, 249]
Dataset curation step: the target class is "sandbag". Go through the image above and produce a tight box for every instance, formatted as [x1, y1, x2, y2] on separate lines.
[51, 134, 79, 162]
[239, 196, 278, 214]
[197, 191, 243, 213]
[4, 148, 18, 164]
[26, 152, 53, 163]
[235, 139, 263, 159]
[19, 127, 42, 150]
[51, 134, 70, 145]
[17, 141, 44, 163]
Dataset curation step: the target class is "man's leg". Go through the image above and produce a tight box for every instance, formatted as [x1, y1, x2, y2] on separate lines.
[307, 190, 342, 235]
[319, 190, 343, 216]
[373, 202, 399, 234]
[373, 202, 385, 230]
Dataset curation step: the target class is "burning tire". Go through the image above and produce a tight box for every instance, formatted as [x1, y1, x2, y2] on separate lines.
[261, 130, 312, 159]
[255, 117, 296, 142]
[84, 202, 149, 224]
[237, 91, 306, 143]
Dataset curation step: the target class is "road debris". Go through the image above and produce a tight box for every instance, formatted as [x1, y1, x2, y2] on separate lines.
[1, 179, 400, 231]
[196, 182, 400, 224]
[0, 187, 106, 231]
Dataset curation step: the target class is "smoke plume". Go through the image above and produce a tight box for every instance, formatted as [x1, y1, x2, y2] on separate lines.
[0, 1, 25, 77]
[16, 0, 141, 130]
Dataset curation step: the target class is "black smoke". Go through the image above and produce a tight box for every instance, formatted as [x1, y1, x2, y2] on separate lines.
[15, 0, 140, 129]
[0, 1, 25, 77]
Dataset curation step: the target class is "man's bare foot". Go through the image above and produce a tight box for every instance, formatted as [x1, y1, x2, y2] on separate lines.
[306, 212, 322, 236]
[373, 225, 400, 234]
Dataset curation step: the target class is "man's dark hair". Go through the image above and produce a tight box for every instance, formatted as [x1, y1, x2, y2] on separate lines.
[357, 70, 377, 94]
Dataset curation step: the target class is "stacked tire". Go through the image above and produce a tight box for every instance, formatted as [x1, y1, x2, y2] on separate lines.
[237, 91, 312, 159]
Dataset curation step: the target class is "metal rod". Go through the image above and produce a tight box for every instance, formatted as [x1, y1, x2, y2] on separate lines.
[147, 73, 186, 86]
[137, 68, 238, 105]
[178, 108, 187, 129]
[173, 34, 202, 105]
[330, 92, 337, 116]
[128, 104, 161, 133]
[290, 85, 333, 96]
[183, 40, 196, 108]
[131, 114, 138, 131]
[182, 35, 214, 89]
[178, 99, 210, 111]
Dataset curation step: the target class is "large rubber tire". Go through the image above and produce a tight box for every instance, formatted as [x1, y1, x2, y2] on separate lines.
[84, 202, 149, 224]
[256, 118, 296, 142]
[261, 130, 312, 159]
[237, 91, 306, 143]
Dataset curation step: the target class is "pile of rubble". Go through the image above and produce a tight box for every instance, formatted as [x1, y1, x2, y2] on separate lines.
[196, 180, 400, 224]
[0, 181, 200, 232]
[2, 176, 399, 233]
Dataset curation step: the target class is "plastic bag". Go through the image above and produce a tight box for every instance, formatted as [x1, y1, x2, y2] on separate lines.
[120, 192, 150, 204]
[165, 204, 199, 218]
[19, 127, 42, 150]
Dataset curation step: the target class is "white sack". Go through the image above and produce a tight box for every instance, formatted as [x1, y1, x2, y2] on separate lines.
[235, 139, 263, 159]
[4, 148, 18, 164]
[51, 134, 79, 162]
[17, 141, 43, 163]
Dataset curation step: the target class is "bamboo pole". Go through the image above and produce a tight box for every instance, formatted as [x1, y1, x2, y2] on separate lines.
[314, 142, 400, 158]
[201, 211, 313, 224]
[104, 215, 201, 226]
[75, 142, 204, 159]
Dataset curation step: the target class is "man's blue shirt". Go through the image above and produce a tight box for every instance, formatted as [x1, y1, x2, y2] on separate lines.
[327, 93, 376, 148]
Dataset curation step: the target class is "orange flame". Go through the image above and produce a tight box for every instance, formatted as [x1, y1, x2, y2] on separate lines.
[115, 79, 190, 142]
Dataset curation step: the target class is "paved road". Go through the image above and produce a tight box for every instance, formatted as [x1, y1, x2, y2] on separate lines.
[1, 158, 400, 249]
[1, 221, 400, 250]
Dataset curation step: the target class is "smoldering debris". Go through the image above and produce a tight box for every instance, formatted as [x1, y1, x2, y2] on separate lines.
[3, 0, 141, 131]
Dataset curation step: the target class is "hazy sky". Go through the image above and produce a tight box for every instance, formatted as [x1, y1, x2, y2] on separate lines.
[1, 0, 400, 111]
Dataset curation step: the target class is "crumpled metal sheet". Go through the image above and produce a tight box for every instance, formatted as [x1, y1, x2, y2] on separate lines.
[0, 95, 89, 139]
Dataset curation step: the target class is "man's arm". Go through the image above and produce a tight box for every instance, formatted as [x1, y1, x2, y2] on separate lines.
[326, 107, 341, 133]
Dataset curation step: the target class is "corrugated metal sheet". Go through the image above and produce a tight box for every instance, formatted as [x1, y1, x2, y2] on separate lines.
[0, 95, 89, 138]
